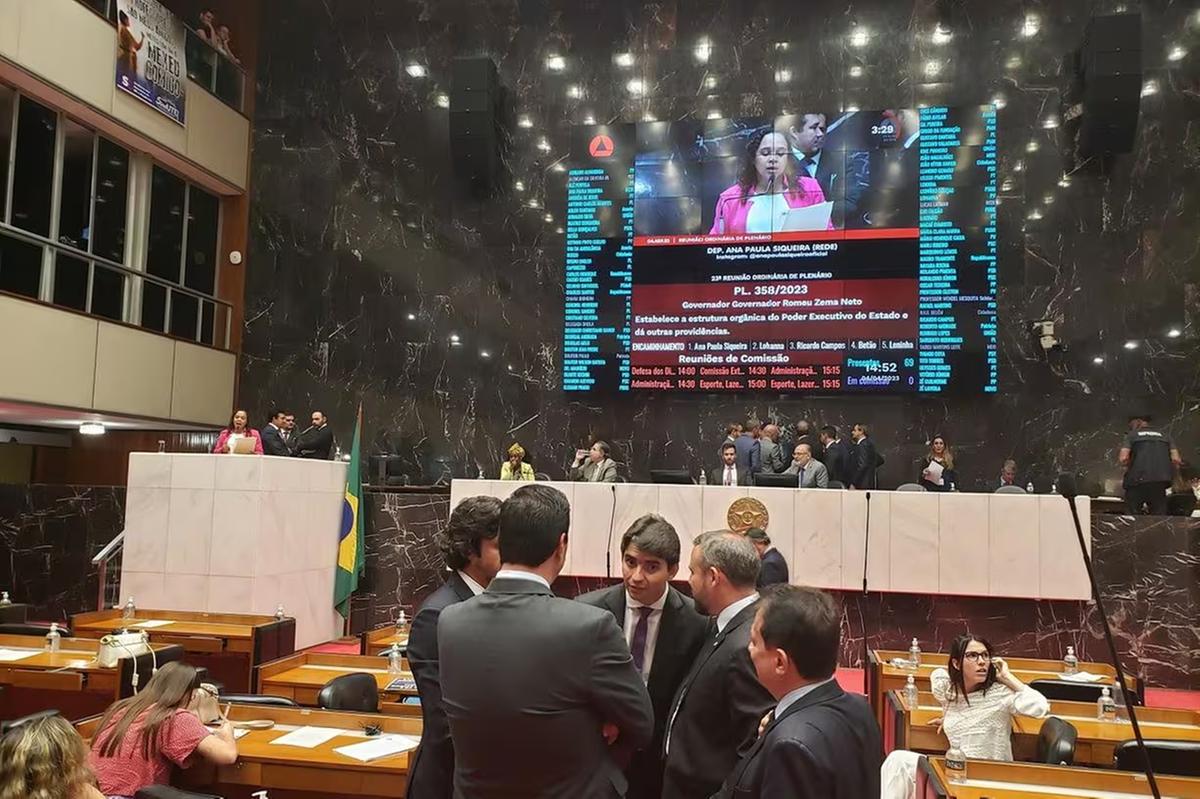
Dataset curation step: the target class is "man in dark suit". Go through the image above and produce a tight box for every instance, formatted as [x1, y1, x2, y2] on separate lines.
[295, 410, 335, 459]
[577, 514, 708, 799]
[745, 528, 788, 589]
[260, 409, 292, 457]
[662, 531, 775, 799]
[850, 423, 882, 489]
[711, 443, 752, 486]
[716, 585, 882, 798]
[788, 113, 871, 229]
[405, 495, 503, 799]
[733, 420, 762, 476]
[794, 419, 824, 464]
[818, 425, 850, 486]
[439, 485, 653, 798]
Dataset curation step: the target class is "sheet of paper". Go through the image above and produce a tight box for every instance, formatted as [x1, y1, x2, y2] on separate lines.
[269, 726, 344, 748]
[130, 620, 174, 628]
[334, 734, 420, 763]
[0, 648, 38, 662]
[924, 460, 944, 486]
[1059, 671, 1105, 683]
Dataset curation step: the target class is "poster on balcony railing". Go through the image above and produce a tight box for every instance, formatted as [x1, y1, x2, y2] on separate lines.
[114, 0, 186, 125]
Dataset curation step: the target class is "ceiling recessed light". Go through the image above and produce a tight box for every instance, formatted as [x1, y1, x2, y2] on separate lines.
[79, 422, 105, 436]
[480, 350, 490, 359]
[514, 180, 525, 192]
[1092, 356, 1105, 364]
[991, 94, 1007, 109]
[932, 24, 952, 45]
[527, 198, 540, 208]
[536, 137, 551, 152]
[434, 93, 449, 108]
[849, 65, 864, 78]
[1005, 54, 1022, 70]
[923, 60, 942, 77]
[1025, 140, 1040, 152]
[1123, 340, 1139, 350]
[545, 55, 566, 72]
[775, 68, 792, 83]
[706, 110, 721, 120]
[1167, 45, 1186, 62]
[626, 78, 644, 96]
[406, 313, 416, 320]
[517, 115, 533, 129]
[1027, 209, 1043, 220]
[613, 52, 635, 68]
[1021, 13, 1040, 37]
[405, 64, 427, 78]
[555, 227, 564, 234]
[693, 38, 712, 63]
[449, 333, 460, 343]
[849, 27, 870, 48]
[543, 213, 553, 223]
[1167, 328, 1182, 338]
[705, 75, 718, 89]
[1042, 116, 1059, 129]
[774, 42, 790, 51]
[582, 113, 596, 125]
[566, 85, 582, 99]
[1141, 80, 1159, 97]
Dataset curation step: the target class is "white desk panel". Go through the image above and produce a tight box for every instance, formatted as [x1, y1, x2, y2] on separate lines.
[792, 489, 844, 589]
[938, 493, 991, 596]
[749, 487, 797, 583]
[888, 492, 940, 594]
[1038, 495, 1091, 600]
[701, 485, 751, 532]
[840, 490, 891, 592]
[989, 493, 1041, 598]
[656, 485, 702, 581]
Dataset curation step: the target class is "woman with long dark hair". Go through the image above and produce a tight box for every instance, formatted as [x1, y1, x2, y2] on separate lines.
[89, 662, 238, 798]
[709, 128, 828, 235]
[881, 634, 1049, 798]
[212, 409, 263, 454]
[919, 435, 957, 491]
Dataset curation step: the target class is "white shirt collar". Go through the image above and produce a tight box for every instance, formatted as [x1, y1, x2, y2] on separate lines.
[457, 570, 486, 596]
[776, 676, 836, 717]
[495, 569, 551, 590]
[716, 592, 759, 633]
[268, 423, 281, 431]
[626, 586, 668, 611]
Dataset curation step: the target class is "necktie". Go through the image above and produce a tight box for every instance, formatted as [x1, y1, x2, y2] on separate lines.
[725, 467, 733, 486]
[799, 466, 805, 485]
[630, 606, 652, 675]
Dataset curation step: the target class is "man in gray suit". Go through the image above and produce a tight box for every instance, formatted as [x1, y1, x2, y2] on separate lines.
[782, 443, 829, 488]
[571, 440, 620, 483]
[439, 484, 653, 798]
[759, 424, 787, 474]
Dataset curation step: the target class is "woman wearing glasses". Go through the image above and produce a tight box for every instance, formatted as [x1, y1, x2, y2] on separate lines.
[881, 634, 1050, 798]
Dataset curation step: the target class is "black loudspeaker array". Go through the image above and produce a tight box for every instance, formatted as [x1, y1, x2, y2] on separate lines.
[449, 57, 507, 196]
[1061, 13, 1142, 166]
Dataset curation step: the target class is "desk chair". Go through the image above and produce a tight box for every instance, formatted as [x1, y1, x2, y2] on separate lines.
[1, 709, 60, 734]
[317, 672, 379, 713]
[1036, 716, 1078, 765]
[897, 483, 926, 492]
[1114, 740, 1200, 777]
[995, 485, 1027, 494]
[218, 693, 299, 708]
[827, 480, 845, 489]
[0, 622, 71, 637]
[135, 788, 223, 799]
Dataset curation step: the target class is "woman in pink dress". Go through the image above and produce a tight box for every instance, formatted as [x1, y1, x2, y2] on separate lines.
[709, 129, 828, 235]
[212, 409, 264, 454]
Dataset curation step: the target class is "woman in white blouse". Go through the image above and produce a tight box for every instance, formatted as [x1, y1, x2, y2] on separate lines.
[881, 634, 1050, 798]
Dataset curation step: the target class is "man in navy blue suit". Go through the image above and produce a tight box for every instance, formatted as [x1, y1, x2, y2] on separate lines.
[404, 495, 502, 799]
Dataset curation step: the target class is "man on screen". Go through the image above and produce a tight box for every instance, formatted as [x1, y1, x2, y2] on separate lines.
[787, 113, 871, 229]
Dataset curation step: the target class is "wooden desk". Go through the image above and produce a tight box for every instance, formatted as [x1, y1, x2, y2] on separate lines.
[919, 756, 1200, 798]
[886, 690, 1200, 767]
[258, 652, 417, 707]
[0, 602, 29, 623]
[360, 625, 409, 656]
[71, 609, 295, 693]
[0, 634, 183, 721]
[869, 648, 1140, 728]
[79, 704, 420, 799]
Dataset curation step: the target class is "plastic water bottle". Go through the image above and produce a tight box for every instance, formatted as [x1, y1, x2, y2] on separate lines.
[1113, 682, 1129, 721]
[698, 470, 707, 485]
[1025, 481, 1035, 494]
[905, 675, 920, 708]
[122, 596, 136, 620]
[949, 481, 956, 492]
[945, 745, 967, 783]
[388, 643, 404, 676]
[1062, 646, 1079, 675]
[1097, 687, 1117, 721]
[908, 637, 922, 669]
[274, 604, 286, 621]
[1051, 480, 1058, 495]
[395, 610, 409, 638]
[0, 591, 10, 606]
[45, 623, 61, 653]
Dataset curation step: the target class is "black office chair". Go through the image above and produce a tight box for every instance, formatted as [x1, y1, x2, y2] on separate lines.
[0, 622, 71, 637]
[896, 483, 926, 492]
[135, 788, 224, 799]
[1035, 716, 1078, 765]
[317, 672, 379, 713]
[534, 472, 551, 481]
[1114, 740, 1200, 777]
[217, 693, 299, 708]
[1030, 679, 1125, 704]
[1, 709, 60, 734]
[827, 480, 845, 490]
[995, 485, 1027, 494]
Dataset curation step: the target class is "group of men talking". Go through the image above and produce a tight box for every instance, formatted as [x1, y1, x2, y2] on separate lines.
[715, 420, 883, 490]
[405, 484, 882, 799]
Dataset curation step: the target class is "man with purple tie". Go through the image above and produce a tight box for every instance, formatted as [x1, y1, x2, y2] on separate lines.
[577, 515, 708, 799]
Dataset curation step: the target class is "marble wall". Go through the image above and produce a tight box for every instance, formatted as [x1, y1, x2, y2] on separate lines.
[244, 0, 1200, 493]
[362, 490, 1200, 689]
[0, 485, 124, 624]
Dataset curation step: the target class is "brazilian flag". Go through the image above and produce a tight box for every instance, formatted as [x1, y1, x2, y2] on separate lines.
[334, 406, 364, 618]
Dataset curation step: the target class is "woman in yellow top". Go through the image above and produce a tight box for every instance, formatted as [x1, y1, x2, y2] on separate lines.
[499, 443, 535, 481]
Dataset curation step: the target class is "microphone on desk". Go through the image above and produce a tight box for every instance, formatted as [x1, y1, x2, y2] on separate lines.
[605, 484, 617, 579]
[1057, 472, 1161, 799]
[861, 490, 872, 693]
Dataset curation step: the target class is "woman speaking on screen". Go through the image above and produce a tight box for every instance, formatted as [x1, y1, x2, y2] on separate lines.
[709, 129, 828, 235]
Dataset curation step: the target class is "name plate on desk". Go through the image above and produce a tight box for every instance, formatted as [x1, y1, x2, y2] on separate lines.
[450, 480, 1091, 601]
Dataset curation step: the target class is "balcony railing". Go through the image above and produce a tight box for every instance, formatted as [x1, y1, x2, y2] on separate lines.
[74, 0, 247, 113]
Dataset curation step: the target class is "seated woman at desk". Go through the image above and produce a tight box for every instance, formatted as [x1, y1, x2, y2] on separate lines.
[0, 714, 106, 799]
[499, 443, 535, 481]
[881, 634, 1050, 799]
[89, 662, 238, 799]
[918, 435, 957, 491]
[212, 409, 263, 455]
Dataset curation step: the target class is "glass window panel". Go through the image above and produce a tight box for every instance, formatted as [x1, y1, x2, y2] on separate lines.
[200, 300, 215, 345]
[91, 264, 125, 322]
[0, 232, 44, 299]
[52, 251, 89, 311]
[92, 138, 129, 264]
[169, 290, 198, 340]
[184, 186, 219, 295]
[0, 86, 14, 224]
[10, 96, 57, 237]
[57, 121, 94, 253]
[141, 280, 167, 331]
[146, 166, 185, 283]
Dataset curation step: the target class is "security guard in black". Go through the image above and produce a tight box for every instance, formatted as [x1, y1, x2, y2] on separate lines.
[1119, 417, 1181, 514]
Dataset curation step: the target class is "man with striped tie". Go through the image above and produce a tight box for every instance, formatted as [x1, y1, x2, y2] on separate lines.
[577, 515, 708, 799]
